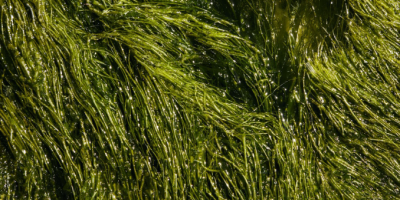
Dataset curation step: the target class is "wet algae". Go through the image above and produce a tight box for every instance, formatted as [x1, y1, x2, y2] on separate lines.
[1, 0, 400, 199]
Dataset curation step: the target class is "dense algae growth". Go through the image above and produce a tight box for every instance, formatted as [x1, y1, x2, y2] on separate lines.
[1, 0, 400, 199]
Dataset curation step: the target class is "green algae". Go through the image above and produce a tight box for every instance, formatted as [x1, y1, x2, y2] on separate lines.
[1, 0, 400, 199]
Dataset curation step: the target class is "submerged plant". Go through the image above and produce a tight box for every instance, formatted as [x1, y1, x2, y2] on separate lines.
[0, 0, 400, 199]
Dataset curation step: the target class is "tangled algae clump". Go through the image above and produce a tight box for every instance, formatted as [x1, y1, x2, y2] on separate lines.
[1, 0, 400, 199]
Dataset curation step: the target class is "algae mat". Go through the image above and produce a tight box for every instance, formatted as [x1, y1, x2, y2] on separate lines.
[1, 0, 400, 199]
